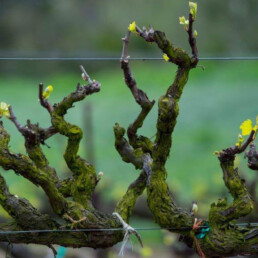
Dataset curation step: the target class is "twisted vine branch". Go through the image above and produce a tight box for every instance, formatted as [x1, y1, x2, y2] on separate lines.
[113, 11, 258, 257]
[0, 4, 257, 256]
[0, 67, 149, 250]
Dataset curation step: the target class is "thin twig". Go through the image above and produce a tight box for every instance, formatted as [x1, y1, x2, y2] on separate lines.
[135, 25, 155, 42]
[8, 106, 38, 145]
[39, 83, 54, 113]
[80, 65, 93, 84]
[187, 13, 198, 67]
[121, 31, 131, 60]
[219, 130, 256, 163]
[9, 106, 55, 146]
[64, 214, 87, 229]
[238, 130, 255, 153]
[8, 106, 24, 133]
[120, 31, 155, 150]
[120, 31, 154, 107]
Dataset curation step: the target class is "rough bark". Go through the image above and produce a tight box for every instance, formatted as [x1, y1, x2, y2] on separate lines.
[0, 7, 257, 257]
[115, 14, 258, 257]
[0, 80, 145, 249]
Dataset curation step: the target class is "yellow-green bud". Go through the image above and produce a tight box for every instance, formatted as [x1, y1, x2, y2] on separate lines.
[97, 171, 104, 181]
[128, 21, 136, 32]
[163, 53, 170, 62]
[81, 73, 87, 81]
[238, 134, 244, 142]
[179, 16, 189, 30]
[213, 151, 220, 156]
[189, 2, 197, 20]
[0, 102, 10, 119]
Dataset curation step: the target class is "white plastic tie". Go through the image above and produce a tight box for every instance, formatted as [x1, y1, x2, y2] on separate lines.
[112, 212, 143, 257]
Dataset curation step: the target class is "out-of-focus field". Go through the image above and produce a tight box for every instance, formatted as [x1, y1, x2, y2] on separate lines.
[0, 61, 257, 253]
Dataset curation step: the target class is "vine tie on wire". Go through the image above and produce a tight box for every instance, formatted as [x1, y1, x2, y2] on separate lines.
[112, 212, 143, 256]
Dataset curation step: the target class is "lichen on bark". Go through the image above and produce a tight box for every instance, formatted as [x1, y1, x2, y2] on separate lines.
[0, 6, 257, 257]
[114, 12, 258, 257]
[0, 78, 146, 250]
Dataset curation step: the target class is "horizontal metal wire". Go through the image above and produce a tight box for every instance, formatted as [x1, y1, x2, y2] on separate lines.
[0, 57, 258, 61]
[0, 227, 202, 235]
[0, 223, 257, 235]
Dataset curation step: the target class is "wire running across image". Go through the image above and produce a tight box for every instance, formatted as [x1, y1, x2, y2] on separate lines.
[0, 57, 258, 61]
[0, 223, 257, 235]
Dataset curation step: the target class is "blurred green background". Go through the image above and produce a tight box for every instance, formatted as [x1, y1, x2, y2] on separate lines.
[0, 0, 258, 257]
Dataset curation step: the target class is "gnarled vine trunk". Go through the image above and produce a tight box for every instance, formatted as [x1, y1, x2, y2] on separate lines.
[0, 4, 257, 257]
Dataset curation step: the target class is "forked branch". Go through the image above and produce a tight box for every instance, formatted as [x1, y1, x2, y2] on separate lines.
[121, 31, 155, 152]
[0, 66, 148, 250]
[0, 3, 257, 256]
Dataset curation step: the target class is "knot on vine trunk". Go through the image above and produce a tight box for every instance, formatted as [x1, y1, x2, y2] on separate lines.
[218, 148, 236, 163]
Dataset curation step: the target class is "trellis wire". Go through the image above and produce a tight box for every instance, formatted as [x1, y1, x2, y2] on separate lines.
[0, 56, 257, 235]
[0, 57, 258, 61]
[0, 223, 257, 235]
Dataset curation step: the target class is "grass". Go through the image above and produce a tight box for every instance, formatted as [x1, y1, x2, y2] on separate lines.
[0, 60, 258, 218]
